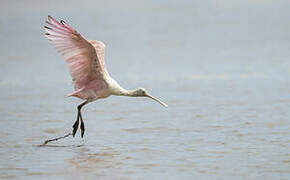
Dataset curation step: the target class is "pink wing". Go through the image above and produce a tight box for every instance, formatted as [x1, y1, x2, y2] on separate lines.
[44, 16, 108, 91]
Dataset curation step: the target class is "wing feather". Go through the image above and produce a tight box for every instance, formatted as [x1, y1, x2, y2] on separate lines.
[44, 16, 108, 90]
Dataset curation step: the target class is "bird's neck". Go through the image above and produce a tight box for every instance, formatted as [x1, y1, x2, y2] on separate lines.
[108, 76, 139, 97]
[108, 81, 137, 97]
[117, 89, 138, 97]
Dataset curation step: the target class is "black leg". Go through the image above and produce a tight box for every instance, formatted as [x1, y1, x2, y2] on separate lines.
[41, 100, 89, 146]
[79, 111, 85, 138]
[76, 100, 88, 138]
[72, 111, 80, 137]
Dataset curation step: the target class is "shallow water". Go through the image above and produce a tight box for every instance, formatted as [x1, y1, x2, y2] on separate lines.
[0, 0, 290, 179]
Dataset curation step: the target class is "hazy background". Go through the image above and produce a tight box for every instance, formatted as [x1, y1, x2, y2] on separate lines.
[0, 0, 290, 179]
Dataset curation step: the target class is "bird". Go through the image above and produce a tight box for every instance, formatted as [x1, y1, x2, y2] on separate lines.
[42, 16, 167, 145]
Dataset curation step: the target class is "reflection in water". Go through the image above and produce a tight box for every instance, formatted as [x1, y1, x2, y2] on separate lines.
[65, 146, 124, 178]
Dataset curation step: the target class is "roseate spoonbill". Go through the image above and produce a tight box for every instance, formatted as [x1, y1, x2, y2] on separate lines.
[42, 16, 167, 145]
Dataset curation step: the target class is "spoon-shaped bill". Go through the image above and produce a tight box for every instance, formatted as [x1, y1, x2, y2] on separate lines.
[146, 93, 168, 107]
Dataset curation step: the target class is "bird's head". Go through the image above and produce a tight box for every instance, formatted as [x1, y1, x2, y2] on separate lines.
[134, 88, 168, 107]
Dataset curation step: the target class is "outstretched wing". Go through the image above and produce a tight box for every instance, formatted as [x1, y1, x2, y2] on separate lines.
[44, 16, 108, 90]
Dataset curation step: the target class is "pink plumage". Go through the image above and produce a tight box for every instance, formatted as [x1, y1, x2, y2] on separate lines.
[45, 16, 108, 100]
